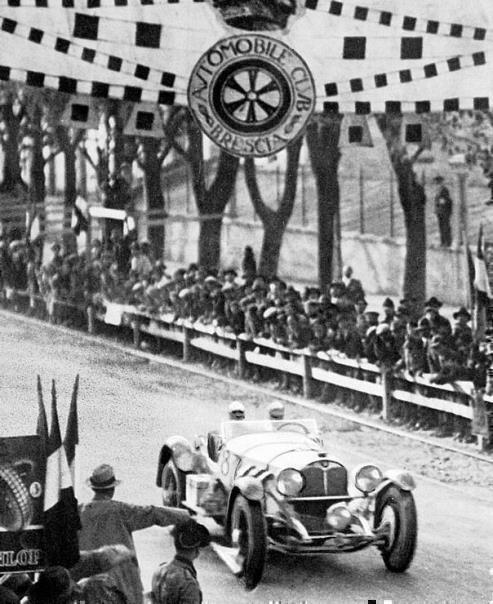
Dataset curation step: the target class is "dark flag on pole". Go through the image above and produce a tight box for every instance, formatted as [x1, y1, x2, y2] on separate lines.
[43, 380, 81, 568]
[63, 375, 79, 485]
[36, 375, 48, 453]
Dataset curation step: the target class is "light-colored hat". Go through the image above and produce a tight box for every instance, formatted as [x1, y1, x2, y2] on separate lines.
[86, 464, 121, 490]
[268, 401, 285, 420]
[228, 400, 245, 419]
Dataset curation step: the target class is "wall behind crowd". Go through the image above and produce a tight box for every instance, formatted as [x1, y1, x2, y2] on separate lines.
[163, 220, 469, 306]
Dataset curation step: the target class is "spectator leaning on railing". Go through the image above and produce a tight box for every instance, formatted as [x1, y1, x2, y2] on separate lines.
[0, 234, 486, 392]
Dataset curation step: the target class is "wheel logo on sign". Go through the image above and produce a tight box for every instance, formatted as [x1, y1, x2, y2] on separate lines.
[188, 34, 316, 158]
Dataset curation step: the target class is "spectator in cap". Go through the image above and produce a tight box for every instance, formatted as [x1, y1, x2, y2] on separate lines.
[151, 519, 210, 604]
[78, 463, 190, 604]
[26, 566, 80, 604]
[422, 297, 451, 335]
[228, 401, 245, 420]
[381, 298, 395, 325]
[452, 306, 473, 349]
[241, 245, 257, 281]
[268, 401, 285, 420]
[342, 265, 365, 304]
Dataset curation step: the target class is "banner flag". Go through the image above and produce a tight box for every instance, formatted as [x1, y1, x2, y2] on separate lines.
[43, 380, 80, 568]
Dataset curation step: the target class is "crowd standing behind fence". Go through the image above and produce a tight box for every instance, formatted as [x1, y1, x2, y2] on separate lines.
[0, 229, 491, 444]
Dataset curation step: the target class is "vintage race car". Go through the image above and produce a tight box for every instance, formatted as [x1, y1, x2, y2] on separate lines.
[156, 419, 417, 589]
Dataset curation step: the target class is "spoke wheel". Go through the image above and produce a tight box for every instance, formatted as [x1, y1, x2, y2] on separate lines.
[375, 485, 417, 572]
[212, 58, 292, 135]
[161, 460, 186, 508]
[230, 494, 267, 590]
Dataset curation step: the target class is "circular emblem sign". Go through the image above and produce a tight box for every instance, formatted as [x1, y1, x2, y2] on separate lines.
[188, 34, 316, 158]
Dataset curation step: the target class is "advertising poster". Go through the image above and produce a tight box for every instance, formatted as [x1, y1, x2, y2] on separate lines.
[0, 435, 46, 574]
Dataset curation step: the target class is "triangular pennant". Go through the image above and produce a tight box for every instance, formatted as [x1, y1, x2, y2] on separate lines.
[36, 375, 49, 453]
[63, 375, 79, 477]
[123, 103, 164, 138]
[61, 97, 100, 130]
[340, 114, 373, 147]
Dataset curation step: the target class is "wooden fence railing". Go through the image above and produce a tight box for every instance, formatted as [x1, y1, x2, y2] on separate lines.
[3, 292, 492, 450]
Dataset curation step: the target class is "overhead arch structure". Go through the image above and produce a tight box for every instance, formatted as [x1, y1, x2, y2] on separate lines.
[0, 0, 492, 156]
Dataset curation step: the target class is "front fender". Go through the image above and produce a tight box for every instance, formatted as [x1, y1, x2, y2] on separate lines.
[372, 470, 416, 498]
[234, 476, 264, 501]
[156, 445, 172, 487]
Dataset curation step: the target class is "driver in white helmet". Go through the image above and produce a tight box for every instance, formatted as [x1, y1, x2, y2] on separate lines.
[267, 401, 285, 420]
[228, 401, 245, 420]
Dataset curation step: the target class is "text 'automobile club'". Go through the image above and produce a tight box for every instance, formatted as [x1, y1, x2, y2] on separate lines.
[188, 34, 316, 158]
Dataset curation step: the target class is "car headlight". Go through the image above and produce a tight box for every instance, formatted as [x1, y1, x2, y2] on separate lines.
[354, 464, 383, 493]
[277, 468, 304, 497]
[326, 503, 352, 530]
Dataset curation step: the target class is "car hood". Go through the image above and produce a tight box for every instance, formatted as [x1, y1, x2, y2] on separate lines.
[226, 432, 338, 472]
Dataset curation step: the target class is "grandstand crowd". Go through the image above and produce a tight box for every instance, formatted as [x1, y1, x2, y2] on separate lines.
[0, 228, 490, 390]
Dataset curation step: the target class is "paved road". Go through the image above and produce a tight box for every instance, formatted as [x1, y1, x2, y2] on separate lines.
[1, 314, 492, 603]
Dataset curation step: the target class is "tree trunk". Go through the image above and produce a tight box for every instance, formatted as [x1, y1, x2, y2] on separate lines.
[258, 214, 285, 278]
[399, 173, 427, 313]
[0, 102, 24, 193]
[142, 138, 165, 210]
[244, 137, 302, 279]
[377, 114, 427, 315]
[198, 214, 223, 269]
[306, 117, 343, 291]
[29, 103, 45, 206]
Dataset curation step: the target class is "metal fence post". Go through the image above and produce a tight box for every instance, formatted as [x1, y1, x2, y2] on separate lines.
[359, 166, 365, 235]
[389, 169, 395, 238]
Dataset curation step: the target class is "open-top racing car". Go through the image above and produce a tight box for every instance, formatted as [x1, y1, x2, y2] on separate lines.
[156, 418, 417, 589]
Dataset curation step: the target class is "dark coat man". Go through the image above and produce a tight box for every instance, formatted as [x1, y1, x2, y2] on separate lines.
[434, 176, 453, 247]
[78, 464, 189, 604]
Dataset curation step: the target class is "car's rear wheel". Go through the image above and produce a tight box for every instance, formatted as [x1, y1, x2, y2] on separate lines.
[230, 494, 267, 590]
[0, 464, 33, 531]
[375, 485, 417, 572]
[161, 460, 186, 508]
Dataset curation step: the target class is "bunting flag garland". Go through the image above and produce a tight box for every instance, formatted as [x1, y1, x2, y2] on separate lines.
[43, 380, 81, 568]
[0, 13, 180, 89]
[0, 1, 492, 155]
[304, 0, 491, 42]
[323, 51, 486, 99]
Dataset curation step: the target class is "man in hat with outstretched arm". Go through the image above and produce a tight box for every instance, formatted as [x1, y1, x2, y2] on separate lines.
[150, 519, 210, 604]
[78, 464, 190, 604]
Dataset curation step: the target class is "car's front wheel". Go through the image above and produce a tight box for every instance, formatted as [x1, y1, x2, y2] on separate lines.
[375, 485, 417, 572]
[230, 494, 267, 590]
[161, 460, 186, 508]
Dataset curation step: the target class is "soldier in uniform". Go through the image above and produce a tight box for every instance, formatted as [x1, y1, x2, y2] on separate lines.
[150, 519, 210, 604]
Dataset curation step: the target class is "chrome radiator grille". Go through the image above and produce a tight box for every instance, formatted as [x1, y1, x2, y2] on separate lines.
[300, 461, 348, 497]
